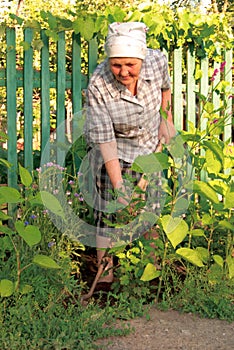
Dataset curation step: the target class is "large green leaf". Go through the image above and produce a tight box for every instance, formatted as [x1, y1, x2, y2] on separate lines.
[161, 215, 188, 248]
[73, 17, 95, 40]
[203, 140, 224, 163]
[213, 254, 224, 268]
[33, 255, 61, 269]
[0, 158, 11, 168]
[140, 263, 161, 282]
[218, 220, 234, 231]
[224, 190, 234, 209]
[132, 152, 170, 173]
[0, 279, 14, 297]
[0, 187, 22, 205]
[15, 221, 41, 247]
[205, 149, 221, 175]
[19, 164, 32, 187]
[176, 248, 204, 267]
[167, 135, 185, 159]
[193, 180, 219, 204]
[39, 191, 65, 220]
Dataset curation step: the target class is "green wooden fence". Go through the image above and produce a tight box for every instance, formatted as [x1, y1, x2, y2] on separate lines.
[0, 27, 233, 188]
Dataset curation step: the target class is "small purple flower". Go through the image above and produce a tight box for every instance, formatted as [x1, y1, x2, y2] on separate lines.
[43, 209, 49, 215]
[211, 118, 219, 125]
[77, 171, 83, 177]
[74, 193, 80, 197]
[48, 241, 56, 248]
[211, 68, 219, 82]
[79, 196, 84, 202]
[69, 180, 75, 185]
[220, 61, 226, 72]
[30, 215, 37, 219]
[24, 221, 29, 226]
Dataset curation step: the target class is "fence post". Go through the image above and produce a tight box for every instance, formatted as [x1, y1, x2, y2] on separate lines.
[72, 32, 82, 115]
[224, 49, 233, 142]
[56, 31, 66, 166]
[24, 28, 33, 171]
[6, 27, 17, 188]
[88, 37, 98, 79]
[41, 29, 50, 162]
[173, 47, 183, 131]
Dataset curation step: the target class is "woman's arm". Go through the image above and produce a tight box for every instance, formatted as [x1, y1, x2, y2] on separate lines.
[99, 141, 123, 189]
[158, 88, 176, 144]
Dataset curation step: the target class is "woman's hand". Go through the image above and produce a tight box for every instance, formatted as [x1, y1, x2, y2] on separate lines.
[158, 118, 176, 144]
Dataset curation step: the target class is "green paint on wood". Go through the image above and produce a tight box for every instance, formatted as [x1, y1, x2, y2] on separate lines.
[6, 28, 17, 188]
[24, 28, 33, 171]
[41, 30, 50, 161]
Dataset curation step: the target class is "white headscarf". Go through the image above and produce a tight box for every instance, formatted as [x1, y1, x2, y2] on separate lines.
[105, 22, 148, 60]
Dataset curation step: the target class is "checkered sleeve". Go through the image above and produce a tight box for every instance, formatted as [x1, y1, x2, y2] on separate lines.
[84, 85, 116, 145]
[161, 53, 171, 90]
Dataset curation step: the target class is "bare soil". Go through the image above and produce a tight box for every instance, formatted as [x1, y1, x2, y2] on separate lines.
[95, 307, 234, 350]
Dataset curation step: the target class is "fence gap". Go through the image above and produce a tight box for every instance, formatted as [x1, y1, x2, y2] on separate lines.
[186, 49, 196, 129]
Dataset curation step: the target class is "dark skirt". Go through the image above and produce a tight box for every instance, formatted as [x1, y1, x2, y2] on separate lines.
[94, 160, 164, 242]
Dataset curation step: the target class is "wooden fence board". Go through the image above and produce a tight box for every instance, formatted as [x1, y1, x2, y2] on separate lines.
[173, 47, 183, 131]
[41, 30, 50, 159]
[24, 28, 33, 171]
[6, 28, 17, 188]
[224, 49, 233, 142]
[56, 31, 66, 165]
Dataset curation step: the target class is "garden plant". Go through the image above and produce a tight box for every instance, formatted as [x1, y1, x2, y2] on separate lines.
[0, 1, 234, 349]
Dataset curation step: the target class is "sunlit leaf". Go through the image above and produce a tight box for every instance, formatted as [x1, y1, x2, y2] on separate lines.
[0, 187, 22, 205]
[176, 248, 204, 267]
[0, 279, 14, 297]
[33, 255, 61, 269]
[161, 215, 188, 248]
[224, 190, 234, 209]
[193, 180, 219, 204]
[188, 229, 205, 237]
[39, 191, 65, 220]
[213, 255, 223, 267]
[15, 221, 41, 247]
[140, 263, 161, 282]
[226, 256, 234, 279]
[19, 164, 32, 187]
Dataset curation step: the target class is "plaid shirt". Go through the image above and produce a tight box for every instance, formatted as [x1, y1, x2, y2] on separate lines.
[84, 48, 171, 164]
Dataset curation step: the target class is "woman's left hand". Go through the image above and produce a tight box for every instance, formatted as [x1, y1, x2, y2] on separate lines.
[158, 119, 176, 144]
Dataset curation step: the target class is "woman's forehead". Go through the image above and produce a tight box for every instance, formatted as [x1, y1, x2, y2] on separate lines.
[109, 57, 142, 65]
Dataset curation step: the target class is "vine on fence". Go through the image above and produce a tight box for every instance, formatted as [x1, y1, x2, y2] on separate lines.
[0, 4, 233, 58]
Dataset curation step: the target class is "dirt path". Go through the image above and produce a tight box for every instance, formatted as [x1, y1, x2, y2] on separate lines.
[96, 307, 234, 350]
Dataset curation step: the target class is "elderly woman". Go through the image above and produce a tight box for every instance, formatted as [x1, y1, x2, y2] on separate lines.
[84, 22, 176, 282]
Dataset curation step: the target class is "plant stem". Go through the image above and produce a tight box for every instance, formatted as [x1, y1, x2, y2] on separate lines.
[155, 240, 168, 303]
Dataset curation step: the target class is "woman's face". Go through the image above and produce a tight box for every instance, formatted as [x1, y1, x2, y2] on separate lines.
[109, 57, 142, 89]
